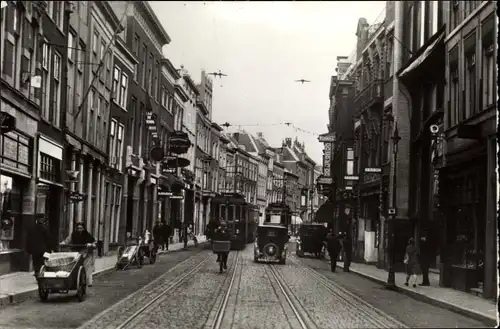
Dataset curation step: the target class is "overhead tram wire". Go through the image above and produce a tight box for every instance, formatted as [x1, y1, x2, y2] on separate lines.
[73, 1, 131, 129]
[220, 121, 321, 136]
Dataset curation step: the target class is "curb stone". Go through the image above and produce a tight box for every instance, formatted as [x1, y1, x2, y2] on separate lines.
[0, 242, 209, 308]
[338, 262, 497, 327]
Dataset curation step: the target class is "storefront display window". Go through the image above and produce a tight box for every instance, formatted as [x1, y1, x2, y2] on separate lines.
[1, 175, 19, 251]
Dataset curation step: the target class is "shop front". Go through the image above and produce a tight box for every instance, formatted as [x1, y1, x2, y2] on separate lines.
[36, 135, 64, 242]
[440, 137, 496, 299]
[0, 107, 37, 274]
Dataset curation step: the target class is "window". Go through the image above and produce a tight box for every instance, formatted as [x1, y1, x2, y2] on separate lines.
[66, 31, 75, 62]
[117, 124, 124, 169]
[449, 61, 459, 127]
[119, 74, 128, 108]
[154, 61, 159, 100]
[53, 52, 62, 127]
[431, 1, 439, 35]
[419, 1, 426, 47]
[52, 1, 62, 28]
[130, 97, 137, 146]
[112, 186, 122, 243]
[133, 35, 139, 56]
[88, 89, 96, 144]
[106, 50, 112, 86]
[141, 45, 147, 88]
[148, 53, 153, 94]
[450, 1, 460, 31]
[92, 31, 99, 54]
[100, 41, 106, 61]
[96, 97, 103, 147]
[77, 40, 84, 72]
[464, 34, 476, 118]
[386, 38, 394, 77]
[53, 53, 61, 80]
[408, 5, 414, 54]
[112, 66, 120, 99]
[482, 16, 495, 109]
[109, 120, 116, 163]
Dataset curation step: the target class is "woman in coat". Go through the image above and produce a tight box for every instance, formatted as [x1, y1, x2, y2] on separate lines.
[61, 221, 96, 286]
[404, 237, 421, 287]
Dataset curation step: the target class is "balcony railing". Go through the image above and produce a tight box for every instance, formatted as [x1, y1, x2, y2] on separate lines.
[353, 79, 384, 114]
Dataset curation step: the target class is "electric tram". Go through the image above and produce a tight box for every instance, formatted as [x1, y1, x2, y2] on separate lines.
[264, 202, 292, 228]
[210, 192, 258, 250]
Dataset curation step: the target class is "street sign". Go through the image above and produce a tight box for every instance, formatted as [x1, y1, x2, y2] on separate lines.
[344, 175, 359, 181]
[170, 195, 184, 200]
[317, 177, 333, 185]
[318, 133, 336, 143]
[158, 191, 173, 197]
[388, 208, 396, 215]
[364, 167, 382, 173]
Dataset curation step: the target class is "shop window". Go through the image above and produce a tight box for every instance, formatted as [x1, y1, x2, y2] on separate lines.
[0, 175, 16, 250]
[0, 131, 32, 174]
[40, 153, 61, 182]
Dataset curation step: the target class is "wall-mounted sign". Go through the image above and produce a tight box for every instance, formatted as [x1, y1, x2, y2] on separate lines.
[318, 133, 336, 143]
[170, 195, 184, 200]
[158, 191, 173, 197]
[344, 175, 359, 181]
[364, 167, 382, 173]
[317, 177, 333, 185]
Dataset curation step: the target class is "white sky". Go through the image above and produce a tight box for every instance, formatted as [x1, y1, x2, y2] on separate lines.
[150, 1, 386, 164]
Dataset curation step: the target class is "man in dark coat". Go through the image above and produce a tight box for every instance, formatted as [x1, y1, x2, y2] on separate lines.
[153, 221, 164, 252]
[162, 220, 171, 250]
[419, 232, 431, 286]
[326, 230, 342, 272]
[342, 233, 352, 272]
[213, 222, 231, 271]
[26, 214, 55, 277]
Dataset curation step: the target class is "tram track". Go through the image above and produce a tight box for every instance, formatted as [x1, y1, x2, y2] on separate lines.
[266, 263, 318, 329]
[78, 251, 214, 329]
[289, 256, 408, 328]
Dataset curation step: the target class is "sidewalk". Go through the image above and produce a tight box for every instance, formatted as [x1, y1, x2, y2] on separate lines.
[336, 260, 498, 326]
[0, 235, 207, 307]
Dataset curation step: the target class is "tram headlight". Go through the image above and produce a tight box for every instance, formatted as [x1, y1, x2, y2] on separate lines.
[235, 229, 240, 234]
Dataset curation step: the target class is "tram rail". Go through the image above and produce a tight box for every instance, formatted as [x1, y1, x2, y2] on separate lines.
[289, 256, 408, 329]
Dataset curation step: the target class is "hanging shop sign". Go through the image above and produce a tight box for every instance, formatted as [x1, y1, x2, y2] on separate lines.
[149, 145, 164, 162]
[158, 190, 173, 197]
[322, 143, 332, 177]
[318, 132, 336, 143]
[168, 131, 192, 155]
[170, 195, 184, 200]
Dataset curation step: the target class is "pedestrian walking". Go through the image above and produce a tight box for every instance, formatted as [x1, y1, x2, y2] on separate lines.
[26, 214, 56, 278]
[326, 230, 342, 272]
[213, 221, 231, 272]
[60, 221, 96, 287]
[342, 233, 352, 272]
[153, 221, 164, 252]
[404, 237, 421, 287]
[162, 220, 171, 250]
[419, 232, 431, 286]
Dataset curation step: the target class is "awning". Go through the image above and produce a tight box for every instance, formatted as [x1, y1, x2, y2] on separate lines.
[399, 30, 445, 80]
[314, 202, 335, 223]
[291, 216, 303, 225]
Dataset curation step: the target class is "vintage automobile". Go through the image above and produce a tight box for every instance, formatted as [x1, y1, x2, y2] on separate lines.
[253, 224, 289, 264]
[295, 223, 328, 258]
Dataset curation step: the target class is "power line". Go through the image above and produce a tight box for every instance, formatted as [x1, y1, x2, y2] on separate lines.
[220, 121, 321, 136]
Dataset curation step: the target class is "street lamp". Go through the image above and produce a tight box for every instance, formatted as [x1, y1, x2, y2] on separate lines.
[386, 123, 401, 290]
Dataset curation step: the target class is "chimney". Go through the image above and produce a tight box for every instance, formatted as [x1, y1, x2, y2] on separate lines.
[257, 132, 263, 139]
[285, 138, 292, 147]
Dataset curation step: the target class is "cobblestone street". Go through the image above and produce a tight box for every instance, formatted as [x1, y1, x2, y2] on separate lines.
[1, 243, 489, 329]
